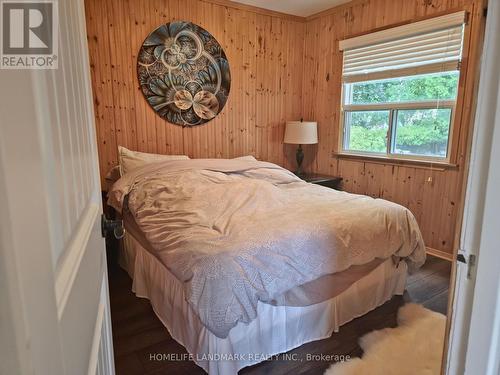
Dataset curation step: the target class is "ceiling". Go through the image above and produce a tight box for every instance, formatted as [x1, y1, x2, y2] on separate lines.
[230, 0, 351, 17]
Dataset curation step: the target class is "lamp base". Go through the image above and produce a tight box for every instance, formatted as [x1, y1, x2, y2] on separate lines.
[295, 144, 304, 175]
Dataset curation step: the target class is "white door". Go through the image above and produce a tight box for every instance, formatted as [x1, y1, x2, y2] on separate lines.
[0, 0, 114, 374]
[446, 1, 500, 374]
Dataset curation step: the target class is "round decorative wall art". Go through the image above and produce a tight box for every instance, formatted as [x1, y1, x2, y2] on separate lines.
[137, 21, 231, 127]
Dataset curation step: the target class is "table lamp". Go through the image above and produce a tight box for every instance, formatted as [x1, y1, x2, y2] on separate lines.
[284, 121, 318, 175]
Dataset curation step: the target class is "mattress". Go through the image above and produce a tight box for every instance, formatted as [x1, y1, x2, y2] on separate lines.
[119, 231, 407, 375]
[122, 205, 387, 307]
[110, 159, 424, 339]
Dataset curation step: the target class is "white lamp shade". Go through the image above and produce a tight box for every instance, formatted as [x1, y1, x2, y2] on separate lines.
[284, 121, 318, 145]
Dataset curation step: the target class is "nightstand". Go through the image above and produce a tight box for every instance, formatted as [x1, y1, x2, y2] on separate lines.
[101, 191, 120, 269]
[297, 173, 343, 190]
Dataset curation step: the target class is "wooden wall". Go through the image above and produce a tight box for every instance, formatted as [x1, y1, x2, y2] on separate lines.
[85, 0, 305, 183]
[85, 0, 485, 258]
[301, 0, 485, 257]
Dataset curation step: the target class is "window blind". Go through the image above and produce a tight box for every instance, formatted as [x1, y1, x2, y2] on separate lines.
[340, 11, 466, 81]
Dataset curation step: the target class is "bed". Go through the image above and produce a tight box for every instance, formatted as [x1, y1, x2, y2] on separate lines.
[108, 156, 426, 374]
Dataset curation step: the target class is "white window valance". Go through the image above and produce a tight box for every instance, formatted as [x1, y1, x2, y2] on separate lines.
[340, 11, 466, 81]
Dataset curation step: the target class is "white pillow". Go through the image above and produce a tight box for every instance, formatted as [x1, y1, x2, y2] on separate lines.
[233, 155, 257, 161]
[118, 146, 189, 175]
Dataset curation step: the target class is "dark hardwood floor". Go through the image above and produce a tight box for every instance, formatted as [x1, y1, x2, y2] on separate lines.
[108, 256, 451, 375]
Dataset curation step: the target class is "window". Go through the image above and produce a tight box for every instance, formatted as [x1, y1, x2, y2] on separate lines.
[339, 12, 466, 161]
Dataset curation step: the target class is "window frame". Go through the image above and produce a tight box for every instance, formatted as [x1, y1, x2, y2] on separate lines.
[336, 11, 471, 167]
[339, 69, 459, 164]
[339, 74, 460, 163]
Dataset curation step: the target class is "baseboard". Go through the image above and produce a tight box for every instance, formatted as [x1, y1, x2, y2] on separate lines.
[426, 246, 453, 262]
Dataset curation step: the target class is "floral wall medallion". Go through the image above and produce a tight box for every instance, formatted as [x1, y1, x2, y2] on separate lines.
[137, 21, 231, 127]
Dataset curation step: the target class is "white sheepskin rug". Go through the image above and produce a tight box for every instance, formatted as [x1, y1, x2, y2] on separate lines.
[324, 303, 446, 375]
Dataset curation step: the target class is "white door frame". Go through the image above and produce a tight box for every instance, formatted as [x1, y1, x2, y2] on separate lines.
[446, 0, 500, 373]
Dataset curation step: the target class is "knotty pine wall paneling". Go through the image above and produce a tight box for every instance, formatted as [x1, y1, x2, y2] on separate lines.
[301, 0, 486, 257]
[85, 0, 485, 258]
[85, 0, 305, 183]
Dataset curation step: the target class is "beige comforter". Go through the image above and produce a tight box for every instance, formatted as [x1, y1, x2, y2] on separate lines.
[109, 159, 426, 338]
